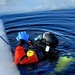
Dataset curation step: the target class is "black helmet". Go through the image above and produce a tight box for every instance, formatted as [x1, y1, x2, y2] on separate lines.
[35, 32, 58, 48]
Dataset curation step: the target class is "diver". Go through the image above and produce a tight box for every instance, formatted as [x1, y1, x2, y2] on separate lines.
[14, 31, 60, 65]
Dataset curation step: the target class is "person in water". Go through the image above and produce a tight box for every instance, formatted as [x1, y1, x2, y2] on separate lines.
[14, 31, 60, 65]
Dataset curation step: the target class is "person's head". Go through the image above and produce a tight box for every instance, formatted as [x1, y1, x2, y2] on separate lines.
[35, 32, 58, 48]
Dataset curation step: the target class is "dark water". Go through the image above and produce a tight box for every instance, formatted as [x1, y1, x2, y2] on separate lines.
[0, 9, 75, 75]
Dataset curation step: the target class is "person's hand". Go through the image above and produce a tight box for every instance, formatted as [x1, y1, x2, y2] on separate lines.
[16, 31, 29, 43]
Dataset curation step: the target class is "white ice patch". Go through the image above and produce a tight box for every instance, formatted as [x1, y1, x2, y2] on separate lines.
[0, 19, 20, 75]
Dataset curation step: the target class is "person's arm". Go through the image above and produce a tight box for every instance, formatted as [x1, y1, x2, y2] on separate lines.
[14, 31, 29, 65]
[17, 39, 26, 46]
[14, 45, 26, 65]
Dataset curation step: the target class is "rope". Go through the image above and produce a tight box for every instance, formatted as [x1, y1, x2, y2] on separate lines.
[0, 36, 9, 45]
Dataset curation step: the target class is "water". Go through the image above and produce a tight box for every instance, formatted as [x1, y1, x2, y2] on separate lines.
[0, 9, 75, 75]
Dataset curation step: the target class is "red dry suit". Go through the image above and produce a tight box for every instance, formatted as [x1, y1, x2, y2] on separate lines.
[14, 40, 39, 65]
